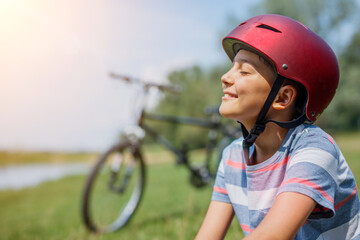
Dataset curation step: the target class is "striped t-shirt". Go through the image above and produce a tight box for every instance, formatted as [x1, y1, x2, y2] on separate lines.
[212, 124, 360, 239]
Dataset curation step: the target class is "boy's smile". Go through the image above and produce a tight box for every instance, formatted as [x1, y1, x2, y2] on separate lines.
[222, 91, 238, 100]
[219, 49, 276, 129]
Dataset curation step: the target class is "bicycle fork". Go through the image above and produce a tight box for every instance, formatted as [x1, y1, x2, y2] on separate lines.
[108, 126, 144, 193]
[108, 152, 136, 193]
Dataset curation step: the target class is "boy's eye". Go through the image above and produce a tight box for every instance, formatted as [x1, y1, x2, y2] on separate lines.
[240, 71, 249, 75]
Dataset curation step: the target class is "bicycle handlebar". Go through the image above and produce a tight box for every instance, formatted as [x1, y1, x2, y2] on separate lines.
[109, 72, 182, 94]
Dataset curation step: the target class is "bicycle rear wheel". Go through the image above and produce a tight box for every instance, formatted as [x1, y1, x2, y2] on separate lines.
[82, 140, 145, 233]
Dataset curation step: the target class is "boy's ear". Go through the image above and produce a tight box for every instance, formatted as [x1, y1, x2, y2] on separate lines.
[272, 85, 297, 110]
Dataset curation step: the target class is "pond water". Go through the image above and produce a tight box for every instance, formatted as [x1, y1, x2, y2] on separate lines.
[0, 163, 91, 191]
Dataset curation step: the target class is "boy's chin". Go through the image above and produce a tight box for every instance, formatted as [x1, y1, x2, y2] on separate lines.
[219, 104, 228, 117]
[219, 105, 239, 120]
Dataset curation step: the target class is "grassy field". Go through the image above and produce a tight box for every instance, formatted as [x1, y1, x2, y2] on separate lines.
[0, 163, 243, 240]
[0, 132, 359, 239]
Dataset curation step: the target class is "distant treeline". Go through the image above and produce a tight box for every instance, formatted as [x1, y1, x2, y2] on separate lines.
[149, 0, 360, 148]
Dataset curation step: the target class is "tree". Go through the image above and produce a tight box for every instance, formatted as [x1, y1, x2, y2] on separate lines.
[324, 31, 360, 130]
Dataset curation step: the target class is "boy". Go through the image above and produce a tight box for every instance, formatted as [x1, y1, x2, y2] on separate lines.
[196, 14, 360, 240]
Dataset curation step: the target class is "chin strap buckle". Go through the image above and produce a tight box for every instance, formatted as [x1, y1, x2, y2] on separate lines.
[243, 123, 266, 148]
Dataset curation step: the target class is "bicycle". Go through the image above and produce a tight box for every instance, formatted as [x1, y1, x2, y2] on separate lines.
[81, 73, 241, 233]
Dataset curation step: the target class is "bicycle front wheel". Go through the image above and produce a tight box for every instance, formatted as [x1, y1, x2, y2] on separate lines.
[82, 140, 145, 233]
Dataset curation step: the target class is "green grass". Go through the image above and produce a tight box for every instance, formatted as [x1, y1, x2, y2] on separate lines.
[0, 163, 243, 240]
[334, 132, 360, 172]
[0, 132, 359, 239]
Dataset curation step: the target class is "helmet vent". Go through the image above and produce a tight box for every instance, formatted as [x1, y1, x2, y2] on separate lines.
[256, 24, 281, 33]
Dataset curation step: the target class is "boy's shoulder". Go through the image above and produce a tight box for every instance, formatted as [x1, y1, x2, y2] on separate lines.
[290, 124, 333, 143]
[286, 124, 339, 158]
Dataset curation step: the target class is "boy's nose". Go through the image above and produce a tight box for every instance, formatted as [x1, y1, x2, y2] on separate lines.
[221, 71, 234, 88]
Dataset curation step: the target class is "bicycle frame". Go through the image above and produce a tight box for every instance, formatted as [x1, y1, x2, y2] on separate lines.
[82, 73, 240, 233]
[111, 72, 239, 181]
[139, 110, 222, 172]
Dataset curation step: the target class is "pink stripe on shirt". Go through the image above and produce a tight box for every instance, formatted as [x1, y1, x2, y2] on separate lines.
[281, 178, 334, 203]
[335, 186, 358, 211]
[213, 186, 228, 194]
[327, 134, 335, 144]
[226, 156, 290, 173]
[247, 156, 290, 173]
[226, 159, 246, 169]
[240, 224, 251, 233]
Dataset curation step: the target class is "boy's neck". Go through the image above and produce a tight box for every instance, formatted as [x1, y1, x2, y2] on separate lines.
[250, 123, 289, 165]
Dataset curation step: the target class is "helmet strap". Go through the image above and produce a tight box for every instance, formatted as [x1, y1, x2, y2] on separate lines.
[263, 114, 307, 128]
[241, 74, 286, 148]
[240, 74, 307, 145]
[239, 74, 307, 165]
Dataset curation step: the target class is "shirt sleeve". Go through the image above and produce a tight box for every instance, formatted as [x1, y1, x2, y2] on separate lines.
[211, 146, 231, 203]
[277, 134, 339, 219]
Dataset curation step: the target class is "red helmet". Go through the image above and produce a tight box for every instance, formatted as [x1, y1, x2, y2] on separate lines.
[222, 14, 339, 122]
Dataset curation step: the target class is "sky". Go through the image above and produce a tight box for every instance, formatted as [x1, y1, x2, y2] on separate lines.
[0, 0, 258, 152]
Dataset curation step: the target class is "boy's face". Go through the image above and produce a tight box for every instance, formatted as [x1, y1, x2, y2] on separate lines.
[219, 49, 277, 128]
